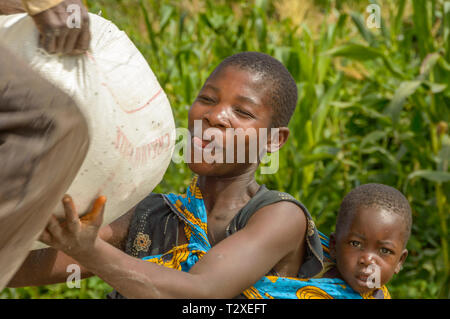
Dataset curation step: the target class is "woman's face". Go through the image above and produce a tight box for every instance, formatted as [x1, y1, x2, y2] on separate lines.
[186, 65, 278, 177]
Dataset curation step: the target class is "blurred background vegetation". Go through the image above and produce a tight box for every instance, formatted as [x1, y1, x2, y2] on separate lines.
[1, 0, 449, 299]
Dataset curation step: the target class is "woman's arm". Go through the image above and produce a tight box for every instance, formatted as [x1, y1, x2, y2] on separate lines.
[42, 199, 307, 298]
[7, 206, 135, 288]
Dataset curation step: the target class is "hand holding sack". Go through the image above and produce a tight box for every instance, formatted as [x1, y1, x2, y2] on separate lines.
[0, 12, 175, 286]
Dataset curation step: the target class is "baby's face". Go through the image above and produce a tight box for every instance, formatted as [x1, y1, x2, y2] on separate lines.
[331, 206, 408, 294]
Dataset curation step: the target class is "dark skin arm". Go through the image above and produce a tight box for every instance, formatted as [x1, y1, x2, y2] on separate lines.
[39, 195, 307, 298]
[7, 205, 135, 288]
[31, 0, 91, 55]
[0, 0, 26, 14]
[0, 0, 90, 55]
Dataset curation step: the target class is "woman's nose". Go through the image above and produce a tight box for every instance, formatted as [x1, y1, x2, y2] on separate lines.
[203, 104, 232, 129]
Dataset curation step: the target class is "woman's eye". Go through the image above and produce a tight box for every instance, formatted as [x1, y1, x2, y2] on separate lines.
[350, 240, 361, 248]
[234, 108, 254, 118]
[197, 95, 215, 104]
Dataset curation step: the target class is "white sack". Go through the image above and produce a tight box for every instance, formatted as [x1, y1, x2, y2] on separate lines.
[0, 13, 176, 250]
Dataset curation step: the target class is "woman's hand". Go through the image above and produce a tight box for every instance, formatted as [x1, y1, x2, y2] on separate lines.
[39, 195, 106, 259]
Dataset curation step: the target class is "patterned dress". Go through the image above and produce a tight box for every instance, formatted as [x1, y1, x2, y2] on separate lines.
[109, 176, 390, 299]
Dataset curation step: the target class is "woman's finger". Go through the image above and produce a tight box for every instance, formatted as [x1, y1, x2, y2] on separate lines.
[62, 195, 80, 233]
[80, 196, 106, 227]
[46, 214, 63, 239]
[38, 229, 53, 245]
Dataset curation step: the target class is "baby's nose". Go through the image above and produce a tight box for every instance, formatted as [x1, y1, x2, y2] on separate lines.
[358, 252, 378, 266]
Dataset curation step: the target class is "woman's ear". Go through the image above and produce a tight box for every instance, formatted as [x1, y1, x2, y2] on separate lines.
[394, 249, 408, 274]
[266, 127, 290, 153]
[329, 232, 337, 260]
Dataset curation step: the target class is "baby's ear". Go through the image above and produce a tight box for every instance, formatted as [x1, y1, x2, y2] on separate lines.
[328, 233, 337, 260]
[394, 249, 408, 274]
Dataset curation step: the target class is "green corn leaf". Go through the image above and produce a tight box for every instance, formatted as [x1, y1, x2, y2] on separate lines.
[419, 52, 441, 79]
[324, 44, 405, 78]
[159, 4, 175, 34]
[444, 1, 450, 61]
[350, 11, 375, 46]
[360, 130, 388, 148]
[422, 81, 447, 93]
[325, 43, 384, 61]
[139, 0, 158, 61]
[312, 74, 342, 142]
[404, 170, 450, 193]
[393, 0, 407, 37]
[412, 0, 433, 59]
[360, 146, 399, 166]
[384, 80, 422, 125]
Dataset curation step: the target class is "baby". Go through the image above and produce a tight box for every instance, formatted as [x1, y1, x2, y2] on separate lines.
[323, 183, 412, 298]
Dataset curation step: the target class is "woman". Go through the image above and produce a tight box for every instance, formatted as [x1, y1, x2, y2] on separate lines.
[8, 52, 324, 298]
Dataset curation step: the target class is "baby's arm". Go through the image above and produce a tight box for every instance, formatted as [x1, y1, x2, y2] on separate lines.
[7, 207, 135, 287]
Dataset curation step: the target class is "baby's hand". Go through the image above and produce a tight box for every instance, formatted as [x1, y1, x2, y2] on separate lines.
[39, 195, 106, 258]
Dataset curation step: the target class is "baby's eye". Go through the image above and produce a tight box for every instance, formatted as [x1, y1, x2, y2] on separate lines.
[349, 240, 361, 248]
[380, 247, 393, 255]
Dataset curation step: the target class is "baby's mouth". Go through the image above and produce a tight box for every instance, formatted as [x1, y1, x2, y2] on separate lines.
[356, 274, 369, 283]
[355, 268, 377, 287]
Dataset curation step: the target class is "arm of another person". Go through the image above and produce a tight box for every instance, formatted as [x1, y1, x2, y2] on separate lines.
[0, 44, 89, 289]
[0, 0, 26, 14]
[0, 0, 90, 55]
[41, 199, 307, 298]
[6, 206, 135, 288]
[25, 0, 91, 55]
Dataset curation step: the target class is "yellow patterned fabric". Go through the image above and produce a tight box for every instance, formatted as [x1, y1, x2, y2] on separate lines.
[22, 0, 65, 15]
[296, 286, 334, 299]
[144, 244, 206, 271]
[361, 285, 391, 299]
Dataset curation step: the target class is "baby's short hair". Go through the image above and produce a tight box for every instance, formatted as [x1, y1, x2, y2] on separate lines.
[336, 183, 412, 244]
[211, 51, 298, 127]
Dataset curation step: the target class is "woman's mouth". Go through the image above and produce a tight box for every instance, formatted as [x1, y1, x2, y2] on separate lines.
[192, 136, 210, 149]
[192, 130, 225, 150]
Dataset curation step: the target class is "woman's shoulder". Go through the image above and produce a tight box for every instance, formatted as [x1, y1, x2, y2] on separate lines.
[226, 186, 313, 233]
[227, 186, 325, 279]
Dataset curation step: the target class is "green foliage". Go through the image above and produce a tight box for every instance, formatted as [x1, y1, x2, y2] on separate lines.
[2, 0, 448, 299]
[1, 277, 112, 299]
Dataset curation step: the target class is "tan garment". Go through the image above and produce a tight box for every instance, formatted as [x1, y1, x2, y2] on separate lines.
[21, 0, 64, 15]
[0, 45, 89, 290]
